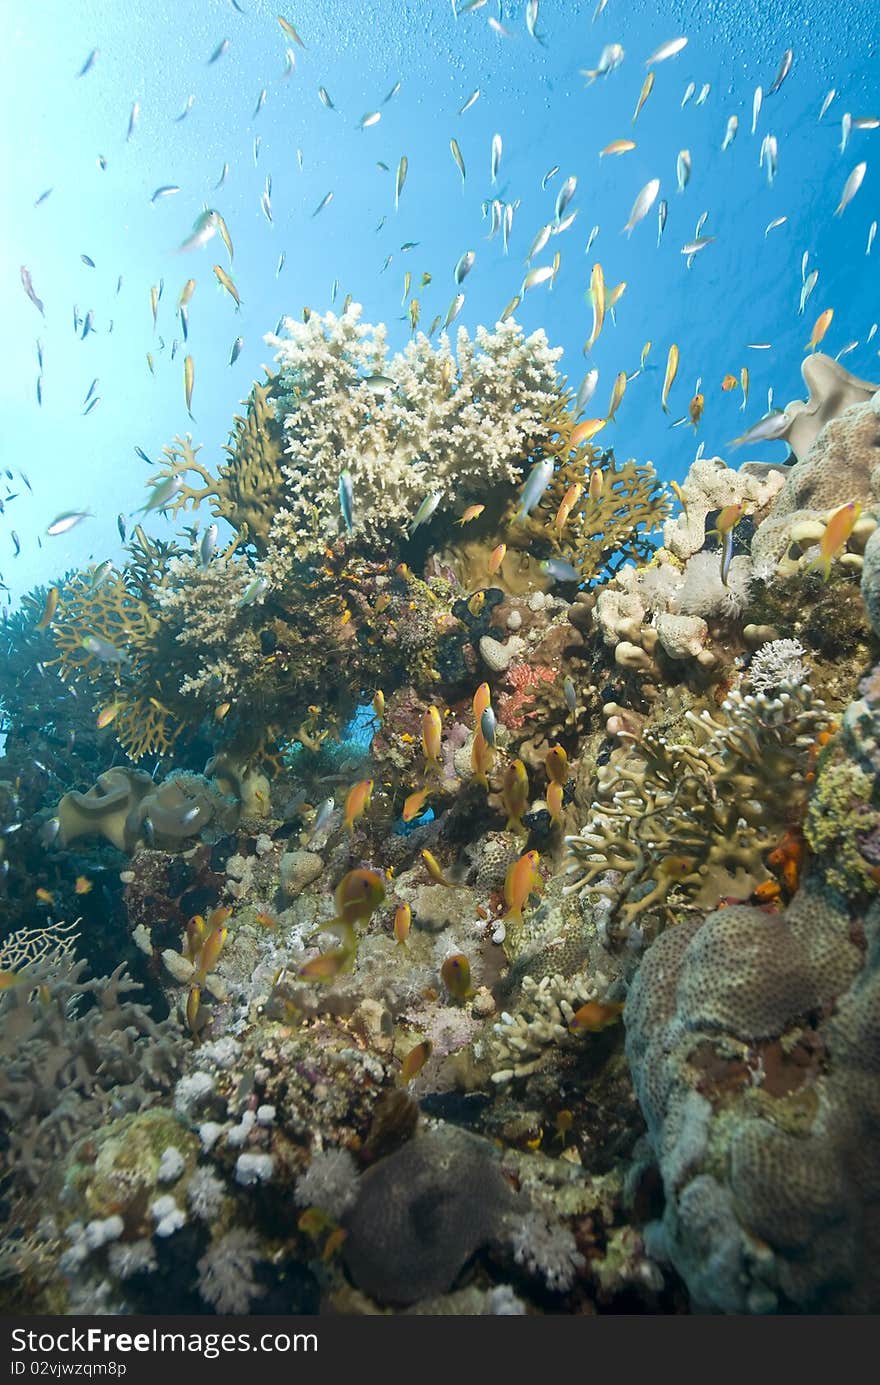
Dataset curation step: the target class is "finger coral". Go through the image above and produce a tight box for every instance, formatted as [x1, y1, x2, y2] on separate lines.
[564, 682, 833, 930]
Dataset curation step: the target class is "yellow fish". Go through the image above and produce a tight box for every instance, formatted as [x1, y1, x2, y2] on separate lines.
[421, 848, 455, 887]
[473, 682, 492, 722]
[584, 262, 605, 351]
[393, 902, 411, 945]
[546, 779, 564, 823]
[661, 343, 679, 412]
[213, 264, 242, 309]
[689, 392, 704, 428]
[545, 745, 568, 784]
[588, 468, 604, 501]
[96, 703, 120, 729]
[421, 706, 442, 769]
[470, 726, 494, 789]
[184, 353, 195, 418]
[807, 501, 862, 581]
[457, 504, 485, 526]
[600, 139, 636, 156]
[632, 71, 654, 123]
[503, 849, 541, 923]
[400, 1038, 432, 1082]
[806, 307, 833, 352]
[440, 953, 473, 1001]
[298, 947, 354, 981]
[35, 586, 59, 629]
[372, 689, 385, 722]
[343, 778, 373, 833]
[502, 759, 529, 834]
[35, 888, 54, 905]
[194, 926, 227, 982]
[606, 370, 627, 423]
[186, 985, 201, 1035]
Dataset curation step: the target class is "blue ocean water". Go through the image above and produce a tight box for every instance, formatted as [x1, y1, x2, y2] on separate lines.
[1, 0, 878, 605]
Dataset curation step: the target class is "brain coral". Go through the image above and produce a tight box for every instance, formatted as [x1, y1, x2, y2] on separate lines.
[624, 878, 879, 1312]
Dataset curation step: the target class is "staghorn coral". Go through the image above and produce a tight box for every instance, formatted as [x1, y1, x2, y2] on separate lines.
[564, 682, 833, 929]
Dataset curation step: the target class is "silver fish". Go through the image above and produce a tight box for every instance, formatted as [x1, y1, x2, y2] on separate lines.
[819, 89, 837, 121]
[443, 293, 465, 328]
[409, 492, 442, 535]
[77, 48, 99, 77]
[480, 706, 496, 747]
[516, 458, 554, 520]
[835, 161, 866, 216]
[752, 85, 763, 135]
[721, 114, 738, 151]
[868, 221, 877, 256]
[766, 48, 793, 97]
[541, 164, 559, 189]
[676, 149, 691, 192]
[623, 178, 660, 236]
[555, 175, 577, 223]
[645, 36, 688, 65]
[695, 83, 710, 106]
[200, 524, 218, 566]
[308, 797, 336, 843]
[528, 223, 553, 261]
[681, 81, 695, 108]
[840, 112, 852, 153]
[657, 198, 668, 246]
[126, 100, 139, 141]
[174, 95, 195, 123]
[47, 511, 91, 536]
[239, 576, 268, 607]
[229, 335, 244, 365]
[575, 369, 599, 415]
[454, 250, 475, 284]
[540, 558, 580, 583]
[730, 411, 788, 447]
[339, 470, 354, 531]
[313, 191, 334, 217]
[491, 132, 502, 183]
[458, 88, 480, 115]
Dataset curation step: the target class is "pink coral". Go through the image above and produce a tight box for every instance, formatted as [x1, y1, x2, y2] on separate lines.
[496, 663, 557, 730]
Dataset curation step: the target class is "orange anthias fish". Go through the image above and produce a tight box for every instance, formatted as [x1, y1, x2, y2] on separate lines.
[502, 759, 530, 833]
[721, 373, 739, 391]
[298, 948, 354, 981]
[74, 875, 92, 895]
[471, 726, 494, 788]
[504, 849, 541, 924]
[569, 1000, 624, 1033]
[546, 779, 564, 823]
[570, 418, 606, 447]
[35, 586, 59, 630]
[194, 925, 227, 983]
[545, 745, 568, 784]
[440, 952, 473, 1001]
[806, 307, 834, 352]
[807, 501, 861, 581]
[422, 706, 442, 770]
[488, 542, 507, 576]
[689, 392, 704, 428]
[329, 868, 387, 933]
[402, 786, 430, 822]
[393, 901, 411, 944]
[344, 778, 374, 833]
[554, 482, 583, 530]
[473, 682, 492, 723]
[457, 504, 485, 526]
[400, 1038, 433, 1083]
[767, 827, 806, 894]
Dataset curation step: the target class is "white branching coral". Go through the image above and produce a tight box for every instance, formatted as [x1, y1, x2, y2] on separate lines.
[154, 555, 266, 701]
[263, 303, 563, 562]
[746, 639, 807, 694]
[490, 971, 608, 1083]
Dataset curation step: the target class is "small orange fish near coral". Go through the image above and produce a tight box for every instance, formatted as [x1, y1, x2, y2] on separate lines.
[806, 501, 861, 582]
[394, 902, 411, 944]
[488, 542, 507, 576]
[298, 948, 353, 981]
[720, 373, 739, 391]
[502, 759, 530, 833]
[400, 1038, 433, 1082]
[545, 744, 568, 784]
[74, 875, 92, 895]
[457, 504, 485, 526]
[689, 392, 704, 428]
[546, 779, 564, 823]
[504, 849, 541, 924]
[569, 1000, 624, 1033]
[344, 778, 374, 833]
[35, 888, 54, 906]
[254, 911, 278, 928]
[571, 418, 606, 447]
[402, 786, 430, 822]
[473, 682, 492, 722]
[440, 952, 473, 1001]
[421, 706, 443, 768]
